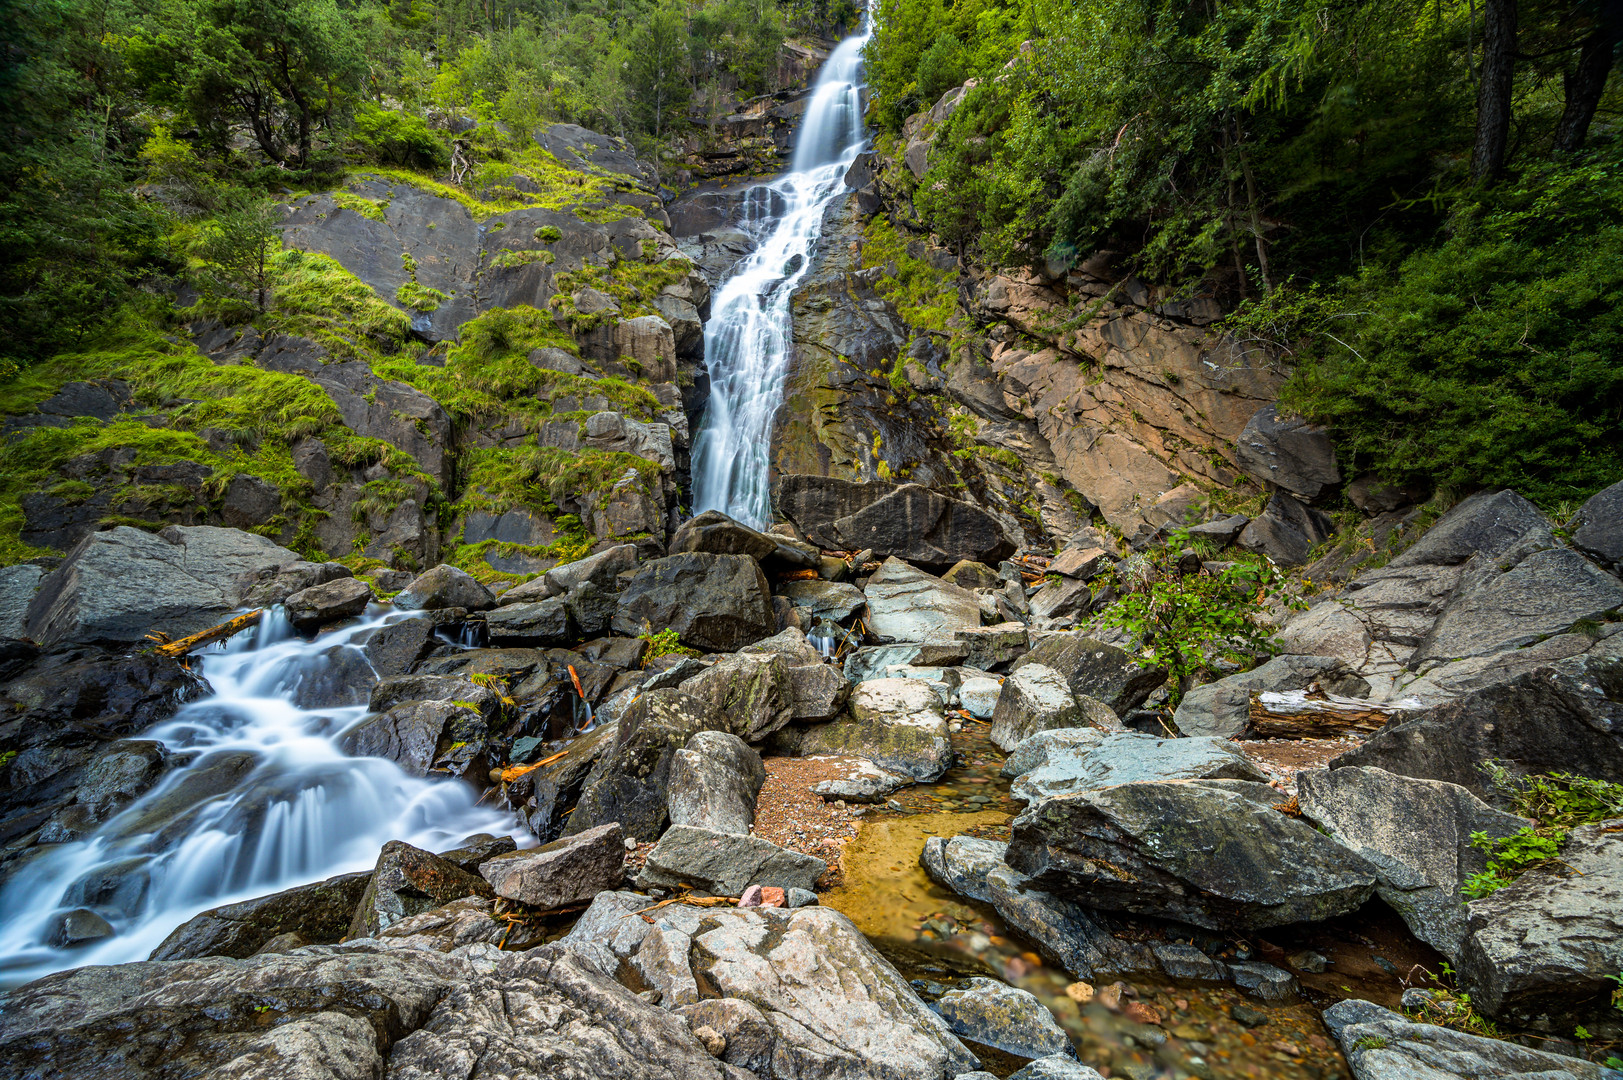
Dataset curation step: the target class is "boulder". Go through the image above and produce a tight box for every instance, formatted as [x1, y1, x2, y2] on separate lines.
[1236, 492, 1334, 566]
[942, 560, 1001, 590]
[1028, 576, 1092, 621]
[863, 557, 982, 642]
[677, 651, 794, 742]
[564, 689, 732, 839]
[773, 474, 1014, 571]
[348, 840, 494, 939]
[283, 575, 372, 629]
[393, 564, 497, 611]
[1322, 999, 1613, 1080]
[149, 871, 372, 960]
[811, 758, 912, 803]
[0, 563, 44, 639]
[637, 825, 826, 894]
[988, 663, 1118, 751]
[1392, 488, 1555, 569]
[1010, 635, 1165, 715]
[668, 509, 817, 568]
[503, 542, 638, 602]
[378, 894, 547, 953]
[1005, 780, 1381, 931]
[1185, 515, 1249, 546]
[478, 822, 626, 909]
[239, 559, 353, 607]
[1049, 545, 1113, 580]
[435, 832, 519, 873]
[1009, 1058, 1107, 1080]
[959, 675, 1002, 719]
[921, 835, 1159, 981]
[1346, 475, 1427, 514]
[1010, 731, 1268, 805]
[794, 678, 952, 782]
[953, 623, 1032, 669]
[777, 578, 867, 624]
[1233, 404, 1340, 500]
[362, 616, 437, 676]
[565, 894, 981, 1079]
[1298, 766, 1527, 958]
[484, 596, 574, 645]
[932, 977, 1071, 1060]
[612, 552, 776, 652]
[1174, 655, 1371, 738]
[0, 943, 730, 1080]
[740, 627, 852, 723]
[25, 525, 301, 647]
[1571, 478, 1623, 571]
[1331, 656, 1623, 799]
[668, 731, 765, 835]
[1457, 821, 1623, 1028]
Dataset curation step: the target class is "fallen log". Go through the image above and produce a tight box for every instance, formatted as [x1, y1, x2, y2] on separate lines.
[148, 610, 263, 658]
[1247, 688, 1422, 740]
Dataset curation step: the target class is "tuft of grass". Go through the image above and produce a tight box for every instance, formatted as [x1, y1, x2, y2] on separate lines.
[396, 281, 450, 312]
[329, 191, 388, 222]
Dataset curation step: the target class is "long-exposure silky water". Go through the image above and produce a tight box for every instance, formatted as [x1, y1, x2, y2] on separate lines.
[0, 610, 522, 987]
[689, 12, 873, 527]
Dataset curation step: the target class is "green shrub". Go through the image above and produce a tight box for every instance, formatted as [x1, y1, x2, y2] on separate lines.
[1462, 768, 1623, 898]
[352, 105, 450, 169]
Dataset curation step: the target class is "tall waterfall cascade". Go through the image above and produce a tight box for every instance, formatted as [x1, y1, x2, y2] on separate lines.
[0, 613, 520, 986]
[689, 14, 874, 527]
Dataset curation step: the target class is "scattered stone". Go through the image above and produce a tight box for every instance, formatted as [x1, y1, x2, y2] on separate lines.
[1298, 765, 1527, 956]
[393, 563, 497, 611]
[1010, 635, 1165, 715]
[1029, 576, 1092, 620]
[1229, 961, 1298, 1003]
[479, 822, 626, 910]
[863, 557, 983, 641]
[778, 578, 867, 623]
[150, 871, 372, 960]
[1151, 943, 1229, 984]
[1186, 515, 1249, 546]
[811, 757, 911, 803]
[668, 730, 765, 835]
[959, 676, 1002, 719]
[434, 833, 518, 873]
[933, 977, 1071, 1059]
[1230, 1003, 1268, 1028]
[1347, 475, 1427, 514]
[794, 678, 952, 782]
[786, 888, 817, 908]
[738, 884, 787, 908]
[1323, 998, 1613, 1080]
[1011, 731, 1268, 804]
[942, 560, 1001, 590]
[637, 825, 826, 895]
[52, 908, 115, 947]
[1005, 780, 1380, 931]
[612, 552, 776, 652]
[1050, 545, 1112, 580]
[989, 663, 1119, 752]
[348, 840, 494, 939]
[1287, 950, 1328, 974]
[283, 576, 372, 628]
[1008, 1055, 1107, 1080]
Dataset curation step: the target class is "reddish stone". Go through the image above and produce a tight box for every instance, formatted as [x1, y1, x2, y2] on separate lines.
[1124, 1001, 1164, 1025]
[758, 886, 786, 908]
[739, 884, 763, 907]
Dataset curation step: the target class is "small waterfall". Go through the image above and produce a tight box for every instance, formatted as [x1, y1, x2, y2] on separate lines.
[689, 14, 874, 527]
[0, 614, 521, 987]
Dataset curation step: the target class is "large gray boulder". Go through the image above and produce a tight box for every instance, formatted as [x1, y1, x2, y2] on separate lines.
[612, 552, 776, 652]
[1332, 656, 1623, 800]
[676, 651, 794, 742]
[1298, 766, 1527, 956]
[25, 525, 301, 647]
[793, 678, 952, 782]
[283, 575, 372, 629]
[778, 578, 867, 624]
[921, 835, 1158, 980]
[1391, 488, 1555, 568]
[0, 943, 730, 1080]
[497, 542, 637, 604]
[773, 474, 1014, 571]
[1571, 478, 1623, 572]
[478, 822, 626, 909]
[863, 557, 983, 641]
[932, 977, 1071, 1060]
[1174, 654, 1370, 738]
[393, 563, 497, 611]
[1005, 780, 1380, 931]
[339, 676, 502, 778]
[1236, 491, 1335, 566]
[1322, 999, 1614, 1080]
[667, 730, 765, 835]
[1457, 821, 1623, 1028]
[348, 840, 494, 939]
[740, 626, 852, 723]
[1233, 404, 1340, 500]
[564, 894, 982, 1079]
[989, 663, 1119, 751]
[1009, 731, 1268, 804]
[668, 509, 817, 569]
[149, 870, 372, 960]
[1010, 635, 1165, 715]
[0, 563, 45, 638]
[563, 689, 732, 840]
[637, 825, 826, 895]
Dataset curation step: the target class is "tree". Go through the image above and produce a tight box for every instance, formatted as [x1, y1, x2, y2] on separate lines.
[1554, 1, 1621, 153]
[129, 0, 368, 167]
[1472, 0, 1518, 181]
[193, 197, 279, 312]
[626, 3, 691, 141]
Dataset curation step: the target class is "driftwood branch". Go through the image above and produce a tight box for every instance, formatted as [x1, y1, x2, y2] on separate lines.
[1247, 689, 1420, 740]
[147, 610, 263, 658]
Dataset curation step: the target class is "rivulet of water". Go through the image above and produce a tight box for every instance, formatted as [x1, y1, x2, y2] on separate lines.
[0, 610, 521, 987]
[689, 13, 874, 527]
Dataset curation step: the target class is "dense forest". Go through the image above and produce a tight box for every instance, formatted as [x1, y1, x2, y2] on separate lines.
[0, 0, 1618, 557]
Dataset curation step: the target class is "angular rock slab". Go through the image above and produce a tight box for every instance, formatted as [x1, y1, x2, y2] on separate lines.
[1298, 766, 1526, 957]
[349, 840, 494, 939]
[612, 552, 776, 652]
[1010, 635, 1165, 716]
[811, 756, 912, 803]
[1457, 821, 1623, 1028]
[668, 730, 765, 835]
[1010, 731, 1268, 805]
[1322, 999, 1616, 1080]
[393, 563, 497, 611]
[1232, 404, 1340, 501]
[677, 651, 794, 743]
[1009, 1057, 1107, 1080]
[1571, 478, 1623, 572]
[933, 977, 1071, 1060]
[795, 677, 952, 782]
[478, 821, 626, 910]
[1006, 780, 1380, 931]
[636, 824, 826, 895]
[149, 870, 372, 961]
[863, 557, 984, 642]
[283, 575, 372, 629]
[989, 663, 1118, 752]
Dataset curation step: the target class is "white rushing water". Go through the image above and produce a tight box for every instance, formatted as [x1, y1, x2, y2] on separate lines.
[689, 13, 874, 527]
[0, 610, 521, 987]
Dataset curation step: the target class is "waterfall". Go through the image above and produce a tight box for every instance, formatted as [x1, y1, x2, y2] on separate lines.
[0, 613, 521, 987]
[689, 14, 874, 528]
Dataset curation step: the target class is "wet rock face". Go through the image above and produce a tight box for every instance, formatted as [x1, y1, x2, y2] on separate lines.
[149, 870, 373, 961]
[1010, 635, 1166, 717]
[611, 552, 776, 653]
[1323, 999, 1613, 1080]
[862, 557, 983, 642]
[1005, 780, 1381, 931]
[774, 476, 1015, 571]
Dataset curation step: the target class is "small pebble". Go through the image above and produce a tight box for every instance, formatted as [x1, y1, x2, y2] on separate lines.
[1065, 981, 1095, 1004]
[1231, 1003, 1268, 1028]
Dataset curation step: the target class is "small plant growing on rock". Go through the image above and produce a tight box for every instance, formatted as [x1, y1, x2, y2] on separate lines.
[1462, 768, 1623, 898]
[639, 628, 697, 664]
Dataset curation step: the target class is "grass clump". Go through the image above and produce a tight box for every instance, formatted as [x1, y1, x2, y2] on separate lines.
[1462, 767, 1623, 899]
[860, 216, 958, 335]
[396, 281, 449, 312]
[329, 191, 388, 222]
[262, 248, 412, 363]
[639, 627, 698, 664]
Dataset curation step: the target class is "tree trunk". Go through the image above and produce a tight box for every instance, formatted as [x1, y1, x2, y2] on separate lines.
[1471, 0, 1517, 181]
[1554, 9, 1620, 153]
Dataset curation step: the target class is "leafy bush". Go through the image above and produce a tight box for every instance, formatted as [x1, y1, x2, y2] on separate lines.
[639, 627, 697, 664]
[352, 105, 450, 169]
[1462, 768, 1623, 898]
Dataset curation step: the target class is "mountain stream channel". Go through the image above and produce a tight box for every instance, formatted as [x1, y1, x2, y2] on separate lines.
[0, 17, 1454, 1080]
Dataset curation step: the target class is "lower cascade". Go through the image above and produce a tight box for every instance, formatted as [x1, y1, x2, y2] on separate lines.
[0, 612, 519, 985]
[688, 13, 872, 528]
